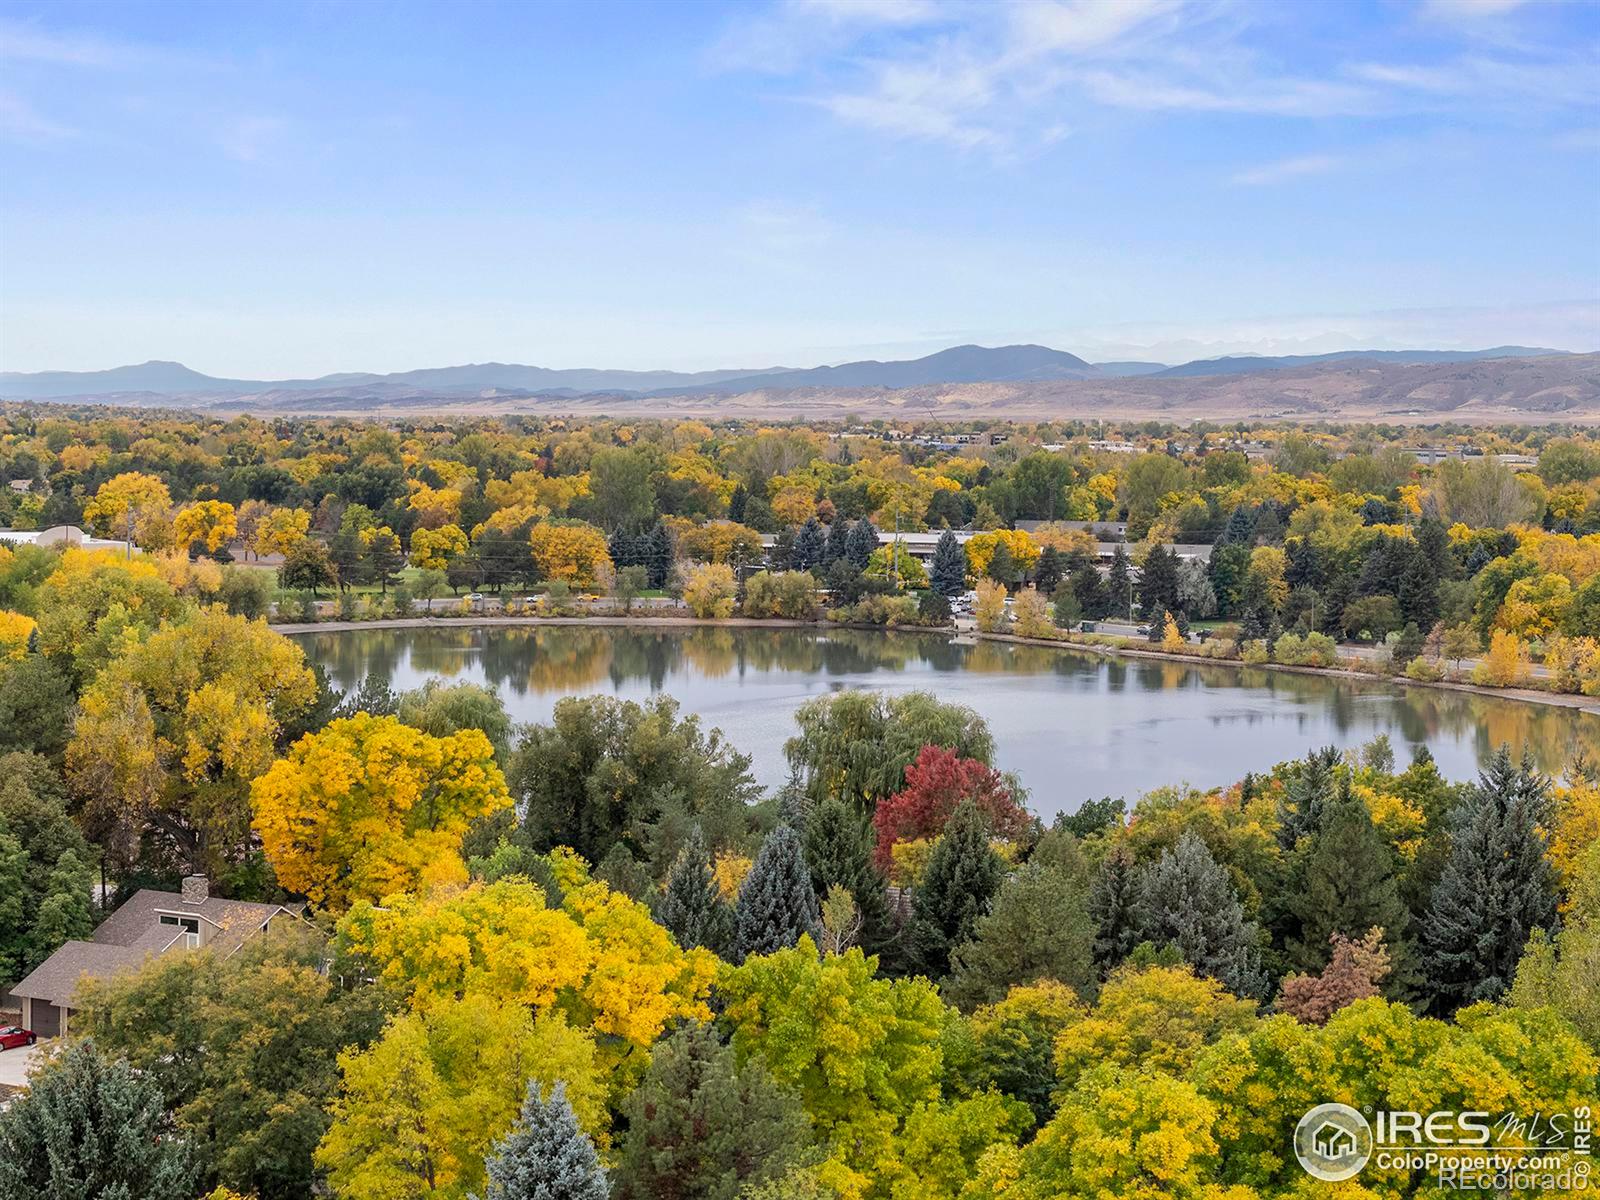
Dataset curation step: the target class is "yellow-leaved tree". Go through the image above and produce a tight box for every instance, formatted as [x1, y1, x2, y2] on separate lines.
[81, 471, 173, 548]
[252, 713, 511, 910]
[528, 519, 611, 587]
[252, 505, 311, 558]
[682, 562, 737, 618]
[318, 993, 605, 1200]
[410, 523, 469, 570]
[974, 578, 1008, 633]
[68, 607, 317, 874]
[0, 611, 36, 660]
[173, 500, 239, 556]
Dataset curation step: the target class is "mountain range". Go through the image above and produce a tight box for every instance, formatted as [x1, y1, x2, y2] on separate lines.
[0, 343, 1577, 402]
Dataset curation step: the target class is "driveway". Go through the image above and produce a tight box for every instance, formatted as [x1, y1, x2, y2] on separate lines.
[0, 1039, 46, 1089]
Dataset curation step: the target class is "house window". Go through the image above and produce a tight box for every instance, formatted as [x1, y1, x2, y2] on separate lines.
[160, 914, 201, 948]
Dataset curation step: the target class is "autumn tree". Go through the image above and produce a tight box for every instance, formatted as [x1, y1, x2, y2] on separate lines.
[317, 996, 605, 1200]
[278, 537, 338, 596]
[174, 500, 239, 557]
[529, 519, 612, 587]
[252, 713, 511, 910]
[81, 471, 173, 547]
[682, 561, 737, 618]
[68, 607, 318, 875]
[1276, 928, 1392, 1025]
[253, 506, 311, 558]
[873, 745, 1031, 869]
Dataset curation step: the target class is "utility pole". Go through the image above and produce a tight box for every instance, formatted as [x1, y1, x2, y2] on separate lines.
[891, 505, 899, 590]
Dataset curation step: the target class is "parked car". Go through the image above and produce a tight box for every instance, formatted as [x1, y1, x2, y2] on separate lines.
[0, 1026, 36, 1050]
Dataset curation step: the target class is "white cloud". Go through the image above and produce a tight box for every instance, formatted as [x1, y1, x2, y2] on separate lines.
[0, 91, 75, 141]
[714, 0, 1598, 153]
[219, 115, 288, 163]
[1421, 0, 1535, 20]
[1230, 153, 1343, 186]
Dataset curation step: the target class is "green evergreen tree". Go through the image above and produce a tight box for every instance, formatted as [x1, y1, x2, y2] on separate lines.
[801, 796, 894, 956]
[647, 521, 675, 588]
[845, 519, 877, 571]
[656, 826, 733, 957]
[904, 801, 1004, 979]
[792, 517, 827, 574]
[1276, 745, 1341, 850]
[1138, 545, 1181, 619]
[613, 1023, 809, 1200]
[595, 842, 654, 904]
[986, 540, 1016, 586]
[1397, 548, 1440, 630]
[480, 1079, 608, 1200]
[930, 529, 967, 598]
[1088, 844, 1142, 972]
[1033, 547, 1063, 595]
[734, 825, 821, 961]
[0, 1039, 195, 1200]
[945, 849, 1095, 1009]
[1071, 561, 1107, 620]
[1134, 830, 1266, 998]
[1106, 545, 1133, 620]
[1423, 748, 1559, 1010]
[1287, 777, 1419, 997]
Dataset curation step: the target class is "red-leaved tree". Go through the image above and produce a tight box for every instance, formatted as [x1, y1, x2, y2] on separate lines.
[872, 745, 1031, 869]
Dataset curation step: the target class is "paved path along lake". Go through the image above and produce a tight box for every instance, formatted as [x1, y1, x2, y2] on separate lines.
[295, 624, 1600, 816]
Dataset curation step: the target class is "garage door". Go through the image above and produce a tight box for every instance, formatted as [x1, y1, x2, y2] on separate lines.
[29, 1002, 60, 1038]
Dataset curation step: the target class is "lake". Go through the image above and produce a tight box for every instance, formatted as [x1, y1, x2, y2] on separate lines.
[294, 624, 1600, 817]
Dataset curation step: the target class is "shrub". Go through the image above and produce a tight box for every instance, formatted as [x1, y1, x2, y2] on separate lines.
[684, 563, 738, 619]
[974, 579, 1007, 633]
[1012, 587, 1054, 638]
[1273, 631, 1337, 667]
[1472, 628, 1531, 687]
[1241, 639, 1269, 664]
[742, 571, 819, 620]
[1404, 657, 1446, 682]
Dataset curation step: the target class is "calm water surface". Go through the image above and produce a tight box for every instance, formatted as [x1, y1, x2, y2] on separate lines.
[295, 625, 1600, 817]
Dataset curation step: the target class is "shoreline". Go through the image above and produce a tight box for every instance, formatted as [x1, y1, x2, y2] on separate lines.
[268, 613, 1600, 716]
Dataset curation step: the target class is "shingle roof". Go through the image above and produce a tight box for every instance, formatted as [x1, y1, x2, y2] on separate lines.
[10, 889, 305, 1009]
[9, 940, 172, 1007]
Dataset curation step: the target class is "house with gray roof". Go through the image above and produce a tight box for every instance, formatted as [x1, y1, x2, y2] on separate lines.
[10, 875, 303, 1038]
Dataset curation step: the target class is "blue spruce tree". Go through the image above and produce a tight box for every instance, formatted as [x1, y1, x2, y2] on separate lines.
[733, 824, 820, 961]
[479, 1079, 607, 1200]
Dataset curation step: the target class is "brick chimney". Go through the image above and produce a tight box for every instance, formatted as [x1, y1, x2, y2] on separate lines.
[180, 875, 210, 905]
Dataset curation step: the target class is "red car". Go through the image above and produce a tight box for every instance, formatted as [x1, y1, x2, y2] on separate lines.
[0, 1026, 37, 1050]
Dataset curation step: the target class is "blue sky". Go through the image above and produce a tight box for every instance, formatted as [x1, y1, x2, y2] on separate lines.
[1, 0, 1596, 375]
